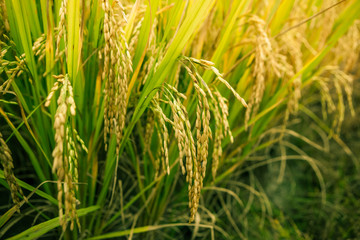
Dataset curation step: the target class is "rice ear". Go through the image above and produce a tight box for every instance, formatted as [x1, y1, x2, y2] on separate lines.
[51, 75, 81, 231]
[0, 132, 24, 212]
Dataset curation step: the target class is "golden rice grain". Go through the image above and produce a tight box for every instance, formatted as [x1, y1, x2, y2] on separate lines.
[144, 110, 155, 152]
[129, 17, 143, 57]
[151, 97, 170, 176]
[102, 0, 132, 155]
[55, 0, 67, 59]
[180, 57, 247, 222]
[0, 0, 9, 32]
[47, 75, 80, 231]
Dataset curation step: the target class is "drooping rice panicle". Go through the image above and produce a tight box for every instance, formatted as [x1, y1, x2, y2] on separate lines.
[55, 0, 67, 59]
[102, 0, 133, 155]
[0, 132, 24, 212]
[48, 75, 80, 231]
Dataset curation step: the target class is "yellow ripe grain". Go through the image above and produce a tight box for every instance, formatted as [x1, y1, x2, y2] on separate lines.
[55, 0, 67, 59]
[51, 76, 80, 231]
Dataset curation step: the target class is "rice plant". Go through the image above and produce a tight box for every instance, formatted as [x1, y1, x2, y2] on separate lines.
[0, 0, 359, 239]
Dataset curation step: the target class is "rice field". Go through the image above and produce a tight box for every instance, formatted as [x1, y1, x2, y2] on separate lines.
[0, 0, 359, 239]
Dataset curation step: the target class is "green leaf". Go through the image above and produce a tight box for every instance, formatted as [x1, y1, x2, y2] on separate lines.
[89, 223, 215, 240]
[0, 170, 57, 205]
[269, 0, 295, 35]
[7, 206, 99, 240]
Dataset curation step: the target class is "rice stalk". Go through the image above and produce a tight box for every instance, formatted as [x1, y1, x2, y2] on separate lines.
[55, 0, 67, 59]
[151, 95, 171, 177]
[102, 0, 133, 155]
[0, 132, 24, 212]
[334, 20, 360, 72]
[32, 34, 46, 62]
[0, 0, 9, 33]
[0, 44, 26, 95]
[46, 75, 80, 231]
[180, 57, 248, 222]
[244, 15, 281, 131]
[1, 0, 359, 238]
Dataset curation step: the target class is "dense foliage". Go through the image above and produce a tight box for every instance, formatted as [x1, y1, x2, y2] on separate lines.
[0, 0, 359, 239]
